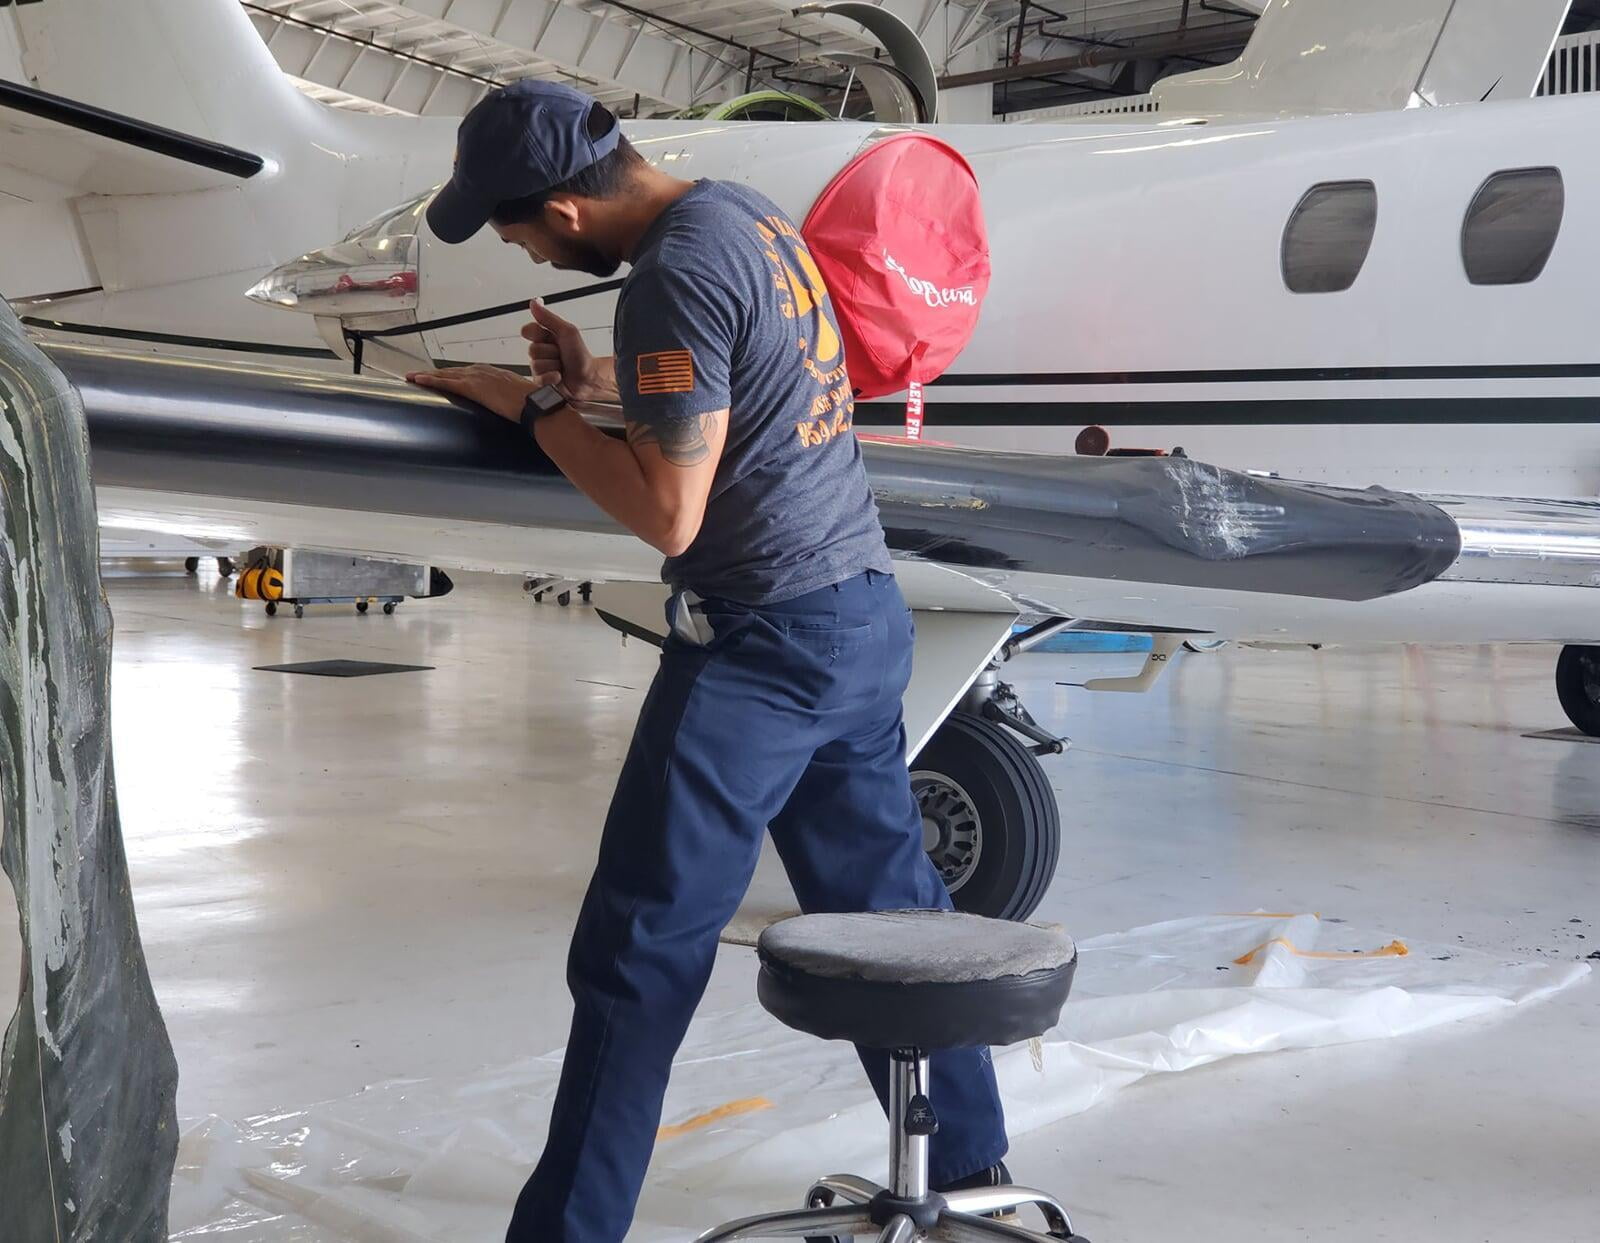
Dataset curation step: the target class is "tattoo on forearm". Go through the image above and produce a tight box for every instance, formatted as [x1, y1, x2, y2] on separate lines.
[627, 412, 720, 467]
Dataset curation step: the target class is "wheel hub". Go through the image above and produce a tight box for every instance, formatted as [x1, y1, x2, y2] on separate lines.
[910, 771, 982, 893]
[1579, 650, 1600, 703]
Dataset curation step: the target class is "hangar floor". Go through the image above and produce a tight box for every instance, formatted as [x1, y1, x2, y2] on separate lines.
[4, 567, 1597, 1240]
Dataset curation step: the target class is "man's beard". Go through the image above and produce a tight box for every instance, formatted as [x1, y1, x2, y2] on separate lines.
[554, 239, 620, 278]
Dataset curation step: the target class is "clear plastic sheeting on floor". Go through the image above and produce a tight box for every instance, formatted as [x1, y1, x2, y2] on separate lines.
[167, 914, 1588, 1242]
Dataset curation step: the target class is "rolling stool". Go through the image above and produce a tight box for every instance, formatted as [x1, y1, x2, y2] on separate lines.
[696, 910, 1088, 1243]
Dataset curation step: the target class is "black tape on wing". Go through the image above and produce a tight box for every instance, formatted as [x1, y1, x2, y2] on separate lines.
[49, 342, 1459, 603]
[864, 445, 1462, 601]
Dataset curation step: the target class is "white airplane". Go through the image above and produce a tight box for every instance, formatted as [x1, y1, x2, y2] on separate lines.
[9, 0, 1591, 500]
[9, 0, 1600, 922]
[8, 0, 1592, 496]
[239, 0, 1597, 497]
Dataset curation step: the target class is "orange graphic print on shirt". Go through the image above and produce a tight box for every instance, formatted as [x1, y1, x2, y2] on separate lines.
[753, 214, 851, 450]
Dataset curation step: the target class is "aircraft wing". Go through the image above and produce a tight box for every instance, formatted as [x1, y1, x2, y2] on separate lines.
[0, 77, 263, 204]
[49, 340, 1463, 615]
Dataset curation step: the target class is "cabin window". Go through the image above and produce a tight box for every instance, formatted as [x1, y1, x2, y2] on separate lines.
[1461, 167, 1564, 286]
[1281, 181, 1378, 294]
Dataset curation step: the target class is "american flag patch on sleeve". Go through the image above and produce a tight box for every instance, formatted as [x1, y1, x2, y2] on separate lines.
[637, 349, 696, 395]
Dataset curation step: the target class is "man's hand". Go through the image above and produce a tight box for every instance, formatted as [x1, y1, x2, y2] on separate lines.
[522, 300, 618, 404]
[406, 364, 535, 422]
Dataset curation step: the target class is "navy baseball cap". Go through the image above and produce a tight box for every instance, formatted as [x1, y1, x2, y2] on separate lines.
[426, 79, 621, 244]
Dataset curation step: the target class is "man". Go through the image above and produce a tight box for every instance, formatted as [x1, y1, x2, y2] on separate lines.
[408, 80, 1009, 1243]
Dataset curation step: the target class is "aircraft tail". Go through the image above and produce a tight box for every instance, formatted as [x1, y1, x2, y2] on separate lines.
[0, 0, 455, 328]
[4, 0, 323, 168]
[1154, 0, 1573, 117]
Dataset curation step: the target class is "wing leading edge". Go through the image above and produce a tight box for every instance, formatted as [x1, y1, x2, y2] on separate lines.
[48, 341, 1462, 605]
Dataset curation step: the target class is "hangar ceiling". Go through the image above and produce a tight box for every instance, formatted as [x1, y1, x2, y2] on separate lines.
[984, 0, 1258, 114]
[241, 0, 1263, 119]
[241, 0, 997, 116]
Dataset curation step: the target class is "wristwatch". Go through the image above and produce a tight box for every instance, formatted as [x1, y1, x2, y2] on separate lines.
[520, 384, 569, 434]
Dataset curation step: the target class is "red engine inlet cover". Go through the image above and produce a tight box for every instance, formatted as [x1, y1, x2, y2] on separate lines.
[802, 133, 990, 402]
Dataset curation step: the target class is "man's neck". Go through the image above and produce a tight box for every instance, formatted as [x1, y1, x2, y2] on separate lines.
[614, 172, 697, 263]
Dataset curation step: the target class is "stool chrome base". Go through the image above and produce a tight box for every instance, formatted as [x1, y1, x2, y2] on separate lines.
[692, 1183, 1084, 1243]
[694, 1053, 1088, 1243]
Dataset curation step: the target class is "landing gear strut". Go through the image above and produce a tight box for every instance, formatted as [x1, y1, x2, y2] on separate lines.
[1556, 644, 1600, 736]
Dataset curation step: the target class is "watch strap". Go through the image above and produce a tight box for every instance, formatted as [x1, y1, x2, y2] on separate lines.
[521, 385, 567, 433]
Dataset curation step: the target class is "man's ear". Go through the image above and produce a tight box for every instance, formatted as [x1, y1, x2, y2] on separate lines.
[544, 197, 583, 234]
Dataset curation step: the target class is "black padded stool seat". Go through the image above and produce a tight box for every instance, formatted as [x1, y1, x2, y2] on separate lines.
[698, 911, 1091, 1243]
[757, 910, 1076, 1050]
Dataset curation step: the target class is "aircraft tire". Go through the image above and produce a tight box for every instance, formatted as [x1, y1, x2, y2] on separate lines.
[1556, 644, 1600, 736]
[912, 712, 1060, 922]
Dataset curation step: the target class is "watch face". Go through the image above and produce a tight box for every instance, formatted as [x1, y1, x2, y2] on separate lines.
[530, 385, 566, 415]
[522, 386, 565, 431]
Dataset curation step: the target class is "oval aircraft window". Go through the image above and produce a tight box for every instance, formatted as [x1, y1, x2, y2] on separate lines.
[1281, 181, 1378, 294]
[1461, 167, 1565, 286]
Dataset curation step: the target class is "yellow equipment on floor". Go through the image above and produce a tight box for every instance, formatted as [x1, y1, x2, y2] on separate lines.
[233, 546, 445, 618]
[235, 562, 284, 603]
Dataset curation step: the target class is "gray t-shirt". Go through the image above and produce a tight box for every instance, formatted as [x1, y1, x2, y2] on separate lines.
[613, 179, 893, 605]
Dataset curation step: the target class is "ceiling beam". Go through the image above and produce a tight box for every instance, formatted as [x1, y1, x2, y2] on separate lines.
[941, 20, 1250, 88]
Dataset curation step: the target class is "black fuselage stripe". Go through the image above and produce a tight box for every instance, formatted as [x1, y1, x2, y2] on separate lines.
[855, 396, 1600, 427]
[24, 323, 1600, 424]
[355, 277, 628, 339]
[933, 364, 1600, 385]
[21, 318, 339, 359]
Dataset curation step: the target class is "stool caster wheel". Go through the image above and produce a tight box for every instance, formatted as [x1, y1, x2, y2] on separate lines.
[557, 590, 571, 606]
[293, 604, 304, 619]
[264, 601, 277, 617]
[802, 1187, 843, 1243]
[383, 600, 397, 615]
[184, 556, 199, 573]
[356, 600, 369, 614]
[579, 581, 592, 602]
[216, 556, 236, 577]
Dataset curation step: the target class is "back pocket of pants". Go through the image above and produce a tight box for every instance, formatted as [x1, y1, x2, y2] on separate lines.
[784, 621, 874, 666]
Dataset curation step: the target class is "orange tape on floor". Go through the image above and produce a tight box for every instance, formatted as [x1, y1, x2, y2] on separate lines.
[657, 1096, 775, 1141]
[1233, 938, 1410, 966]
